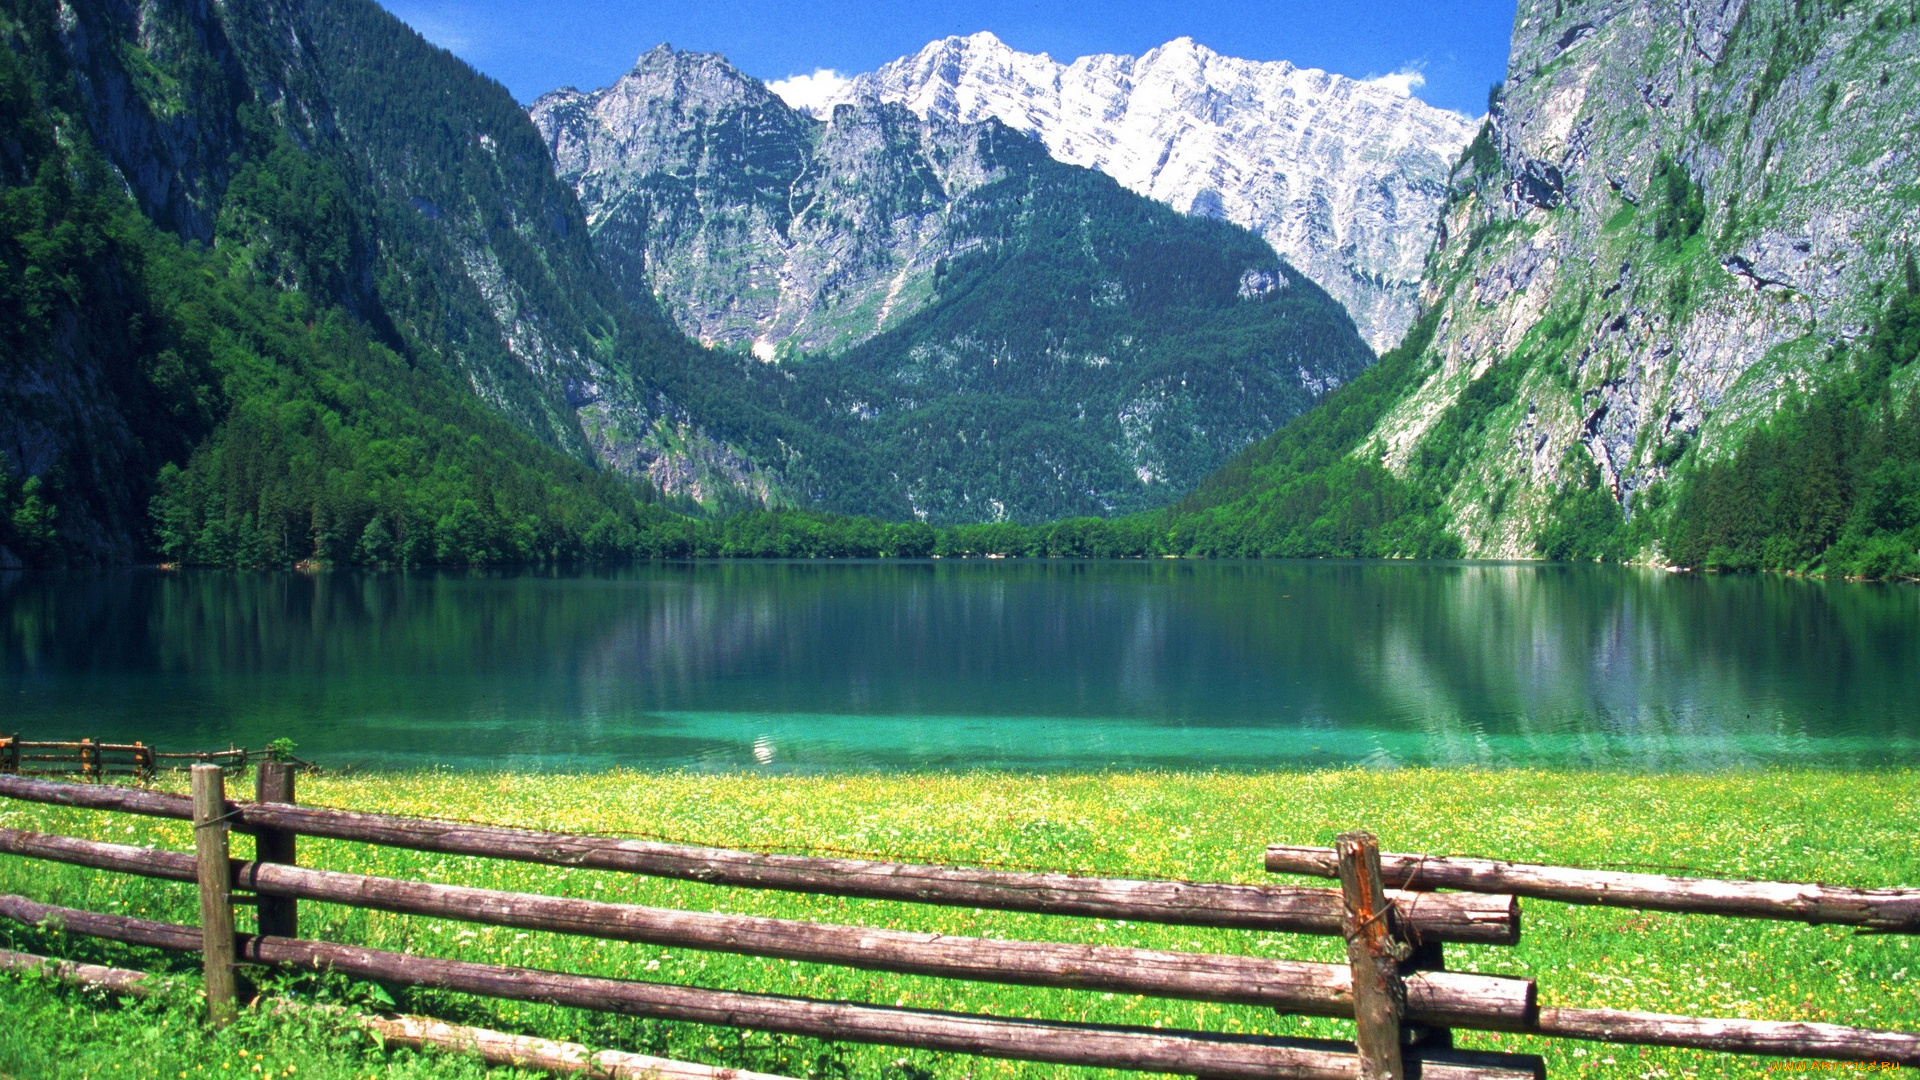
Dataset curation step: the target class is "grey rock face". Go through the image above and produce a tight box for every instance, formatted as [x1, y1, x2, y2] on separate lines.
[532, 48, 1005, 357]
[1369, 0, 1920, 557]
[811, 32, 1480, 351]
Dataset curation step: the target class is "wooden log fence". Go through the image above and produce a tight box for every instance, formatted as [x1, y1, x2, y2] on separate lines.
[1267, 841, 1920, 1066]
[0, 775, 1518, 944]
[0, 736, 157, 780]
[0, 892, 1539, 1080]
[0, 774, 1915, 1076]
[0, 735, 305, 780]
[0, 826, 1537, 1029]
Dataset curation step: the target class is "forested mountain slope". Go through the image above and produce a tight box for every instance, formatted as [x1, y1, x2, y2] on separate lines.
[0, 0, 720, 567]
[0, 0, 921, 565]
[533, 48, 1375, 522]
[1165, 0, 1920, 572]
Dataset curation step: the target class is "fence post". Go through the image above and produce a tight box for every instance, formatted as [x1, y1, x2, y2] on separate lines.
[0, 736, 15, 774]
[79, 738, 97, 781]
[136, 742, 155, 782]
[1337, 831, 1405, 1080]
[191, 764, 239, 1026]
[254, 760, 298, 938]
[1401, 941, 1453, 1049]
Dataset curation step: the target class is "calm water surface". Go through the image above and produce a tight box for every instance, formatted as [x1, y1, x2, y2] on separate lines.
[2, 561, 1916, 771]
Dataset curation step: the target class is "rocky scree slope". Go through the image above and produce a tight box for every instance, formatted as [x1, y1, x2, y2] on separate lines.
[811, 32, 1480, 352]
[532, 46, 1376, 523]
[1183, 0, 1920, 559]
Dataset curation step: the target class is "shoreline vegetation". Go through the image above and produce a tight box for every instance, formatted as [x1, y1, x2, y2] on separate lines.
[6, 259, 1915, 580]
[1, 767, 1915, 1078]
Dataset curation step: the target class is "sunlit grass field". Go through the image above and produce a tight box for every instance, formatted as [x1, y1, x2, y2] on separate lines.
[1, 768, 1915, 1080]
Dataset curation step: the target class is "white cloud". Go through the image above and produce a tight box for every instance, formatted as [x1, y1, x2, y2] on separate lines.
[1365, 68, 1427, 97]
[768, 69, 853, 116]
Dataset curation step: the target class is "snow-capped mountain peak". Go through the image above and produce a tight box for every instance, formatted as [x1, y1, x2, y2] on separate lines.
[811, 34, 1479, 349]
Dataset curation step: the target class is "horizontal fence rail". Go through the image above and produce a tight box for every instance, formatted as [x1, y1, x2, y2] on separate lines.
[0, 775, 1519, 944]
[0, 895, 1545, 1080]
[0, 947, 803, 1080]
[1265, 845, 1920, 933]
[0, 827, 1538, 1029]
[1528, 1007, 1920, 1064]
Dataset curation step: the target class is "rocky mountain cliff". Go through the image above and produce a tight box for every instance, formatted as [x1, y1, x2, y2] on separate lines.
[1174, 0, 1920, 562]
[812, 32, 1480, 351]
[532, 47, 1006, 357]
[531, 47, 1377, 522]
[1406, 0, 1917, 556]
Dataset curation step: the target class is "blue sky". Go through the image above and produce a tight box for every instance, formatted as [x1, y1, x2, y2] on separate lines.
[378, 1, 1517, 117]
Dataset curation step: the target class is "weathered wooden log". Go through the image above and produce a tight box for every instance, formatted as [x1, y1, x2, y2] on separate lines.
[0, 829, 199, 880]
[0, 828, 1537, 1029]
[0, 947, 800, 1080]
[366, 1011, 804, 1080]
[253, 762, 298, 939]
[0, 776, 1518, 944]
[0, 774, 193, 816]
[0, 946, 164, 996]
[192, 765, 239, 1026]
[1266, 844, 1920, 932]
[1337, 833, 1405, 1080]
[0, 896, 1543, 1080]
[1534, 1007, 1920, 1066]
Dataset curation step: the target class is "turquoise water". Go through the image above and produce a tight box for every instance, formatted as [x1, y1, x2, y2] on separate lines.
[2, 561, 1916, 772]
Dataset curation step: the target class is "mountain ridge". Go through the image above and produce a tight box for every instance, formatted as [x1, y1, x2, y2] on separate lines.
[806, 30, 1480, 350]
[530, 44, 1377, 523]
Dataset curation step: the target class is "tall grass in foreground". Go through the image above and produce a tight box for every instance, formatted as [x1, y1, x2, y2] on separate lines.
[1, 768, 1916, 1079]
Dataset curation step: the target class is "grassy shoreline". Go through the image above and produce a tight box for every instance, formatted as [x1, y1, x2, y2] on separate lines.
[2, 767, 1915, 1079]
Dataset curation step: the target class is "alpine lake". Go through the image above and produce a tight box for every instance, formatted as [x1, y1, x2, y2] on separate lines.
[3, 560, 1916, 774]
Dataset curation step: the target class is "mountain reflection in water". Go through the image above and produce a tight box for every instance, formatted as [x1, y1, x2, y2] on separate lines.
[3, 561, 1914, 771]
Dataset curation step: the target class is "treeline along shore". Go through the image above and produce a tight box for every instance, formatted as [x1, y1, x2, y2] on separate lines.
[9, 264, 1915, 576]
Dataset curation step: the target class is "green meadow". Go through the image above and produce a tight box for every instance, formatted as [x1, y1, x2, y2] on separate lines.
[1, 768, 1915, 1080]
